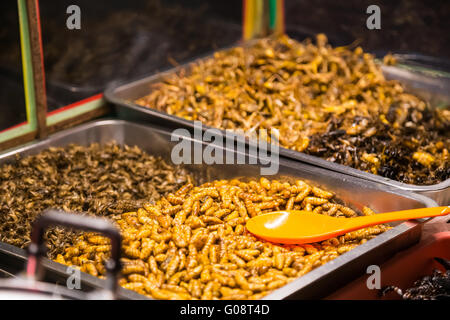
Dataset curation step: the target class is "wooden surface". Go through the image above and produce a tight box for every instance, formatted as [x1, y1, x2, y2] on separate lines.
[26, 0, 47, 139]
[46, 105, 110, 135]
[0, 131, 37, 152]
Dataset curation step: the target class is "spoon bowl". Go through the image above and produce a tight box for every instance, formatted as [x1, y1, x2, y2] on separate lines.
[246, 206, 450, 244]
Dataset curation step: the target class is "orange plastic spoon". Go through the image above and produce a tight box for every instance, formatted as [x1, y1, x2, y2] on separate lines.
[246, 206, 450, 244]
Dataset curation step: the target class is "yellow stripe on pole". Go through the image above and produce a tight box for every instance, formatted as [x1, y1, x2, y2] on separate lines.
[243, 0, 253, 40]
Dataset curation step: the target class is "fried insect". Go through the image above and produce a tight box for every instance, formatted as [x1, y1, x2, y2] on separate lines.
[59, 178, 389, 300]
[135, 34, 449, 185]
[0, 142, 192, 259]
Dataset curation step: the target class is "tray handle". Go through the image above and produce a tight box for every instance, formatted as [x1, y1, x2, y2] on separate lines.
[26, 209, 122, 296]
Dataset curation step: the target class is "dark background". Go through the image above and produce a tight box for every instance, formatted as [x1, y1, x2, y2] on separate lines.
[285, 0, 450, 57]
[0, 0, 449, 132]
[0, 1, 27, 132]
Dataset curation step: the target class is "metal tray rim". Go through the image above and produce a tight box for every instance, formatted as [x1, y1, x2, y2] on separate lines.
[0, 119, 441, 205]
[105, 87, 450, 194]
[0, 119, 439, 206]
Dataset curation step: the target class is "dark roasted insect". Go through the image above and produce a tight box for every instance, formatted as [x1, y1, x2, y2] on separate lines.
[380, 258, 450, 300]
[0, 142, 192, 258]
[307, 112, 450, 185]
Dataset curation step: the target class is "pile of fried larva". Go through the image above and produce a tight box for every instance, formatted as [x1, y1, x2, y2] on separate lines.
[56, 178, 389, 299]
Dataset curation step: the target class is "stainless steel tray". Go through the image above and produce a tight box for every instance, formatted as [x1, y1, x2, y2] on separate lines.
[0, 119, 438, 299]
[105, 52, 450, 205]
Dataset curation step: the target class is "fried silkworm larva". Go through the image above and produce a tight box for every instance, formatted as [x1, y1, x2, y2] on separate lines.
[60, 178, 388, 300]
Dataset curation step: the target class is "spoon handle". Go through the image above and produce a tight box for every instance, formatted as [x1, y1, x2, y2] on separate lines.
[351, 206, 449, 229]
